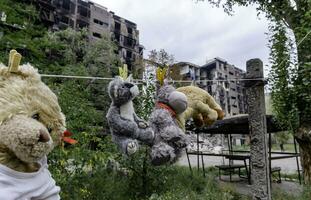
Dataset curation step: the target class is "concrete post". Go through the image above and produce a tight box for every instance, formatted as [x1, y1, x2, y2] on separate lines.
[245, 59, 271, 200]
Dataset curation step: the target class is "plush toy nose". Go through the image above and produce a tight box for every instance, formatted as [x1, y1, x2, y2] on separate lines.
[38, 129, 50, 143]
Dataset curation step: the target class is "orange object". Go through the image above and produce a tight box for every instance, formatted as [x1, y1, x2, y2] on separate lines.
[62, 130, 78, 145]
[156, 102, 176, 118]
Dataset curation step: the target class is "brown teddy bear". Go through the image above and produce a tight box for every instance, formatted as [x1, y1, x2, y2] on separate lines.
[176, 85, 225, 130]
[0, 50, 66, 199]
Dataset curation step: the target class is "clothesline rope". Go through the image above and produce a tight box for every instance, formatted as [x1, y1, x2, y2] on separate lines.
[41, 74, 266, 83]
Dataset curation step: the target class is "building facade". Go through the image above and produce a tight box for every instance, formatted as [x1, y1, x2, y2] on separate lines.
[200, 57, 247, 116]
[170, 58, 247, 117]
[170, 62, 200, 86]
[34, 0, 143, 70]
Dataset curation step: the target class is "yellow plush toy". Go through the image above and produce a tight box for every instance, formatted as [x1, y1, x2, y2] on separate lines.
[0, 50, 66, 199]
[176, 86, 225, 130]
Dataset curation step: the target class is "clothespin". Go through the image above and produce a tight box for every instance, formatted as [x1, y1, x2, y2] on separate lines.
[8, 49, 21, 73]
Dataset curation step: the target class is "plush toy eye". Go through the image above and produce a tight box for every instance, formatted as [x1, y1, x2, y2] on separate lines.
[124, 83, 133, 88]
[32, 113, 40, 120]
[47, 127, 52, 133]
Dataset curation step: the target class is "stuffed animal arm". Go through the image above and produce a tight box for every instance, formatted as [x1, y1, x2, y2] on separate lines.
[107, 107, 141, 137]
[133, 113, 149, 128]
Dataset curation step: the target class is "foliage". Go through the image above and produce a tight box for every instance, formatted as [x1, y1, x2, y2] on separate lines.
[36, 28, 122, 199]
[199, 0, 311, 129]
[268, 22, 300, 131]
[0, 0, 47, 64]
[199, 0, 311, 183]
[148, 49, 175, 67]
[132, 57, 146, 79]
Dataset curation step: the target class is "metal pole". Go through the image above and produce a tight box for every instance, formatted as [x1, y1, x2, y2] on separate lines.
[269, 132, 272, 185]
[197, 131, 200, 172]
[293, 137, 302, 184]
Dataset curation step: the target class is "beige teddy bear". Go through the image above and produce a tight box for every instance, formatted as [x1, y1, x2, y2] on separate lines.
[0, 50, 65, 200]
[176, 85, 225, 130]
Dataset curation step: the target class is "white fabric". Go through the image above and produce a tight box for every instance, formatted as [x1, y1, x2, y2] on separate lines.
[0, 157, 60, 200]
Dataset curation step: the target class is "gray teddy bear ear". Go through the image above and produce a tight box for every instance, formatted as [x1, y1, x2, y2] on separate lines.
[163, 78, 169, 86]
[126, 74, 133, 82]
[114, 76, 123, 81]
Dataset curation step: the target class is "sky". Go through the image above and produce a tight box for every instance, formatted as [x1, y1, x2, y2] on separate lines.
[92, 0, 270, 72]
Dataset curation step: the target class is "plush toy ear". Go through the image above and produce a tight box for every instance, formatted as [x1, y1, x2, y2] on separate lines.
[126, 74, 133, 82]
[8, 49, 21, 73]
[163, 78, 170, 86]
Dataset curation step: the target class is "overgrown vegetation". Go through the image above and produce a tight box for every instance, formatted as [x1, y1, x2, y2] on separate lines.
[1, 0, 311, 199]
[200, 0, 311, 184]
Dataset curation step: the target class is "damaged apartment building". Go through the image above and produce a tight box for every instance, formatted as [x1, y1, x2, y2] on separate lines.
[170, 58, 248, 117]
[33, 0, 143, 70]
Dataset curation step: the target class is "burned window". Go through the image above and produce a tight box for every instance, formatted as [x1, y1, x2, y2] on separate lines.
[124, 37, 134, 47]
[208, 85, 212, 93]
[69, 19, 74, 28]
[93, 32, 101, 38]
[94, 19, 103, 26]
[126, 50, 132, 59]
[62, 0, 70, 10]
[225, 82, 229, 89]
[70, 2, 75, 14]
[114, 33, 121, 42]
[115, 22, 121, 30]
[78, 6, 89, 17]
[60, 16, 69, 24]
[76, 20, 88, 29]
[127, 27, 133, 34]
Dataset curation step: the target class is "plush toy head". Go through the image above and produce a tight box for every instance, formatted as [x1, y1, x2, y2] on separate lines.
[157, 85, 188, 115]
[0, 50, 65, 170]
[108, 76, 139, 106]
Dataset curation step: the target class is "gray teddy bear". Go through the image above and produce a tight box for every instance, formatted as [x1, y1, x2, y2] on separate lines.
[149, 85, 190, 165]
[106, 76, 154, 155]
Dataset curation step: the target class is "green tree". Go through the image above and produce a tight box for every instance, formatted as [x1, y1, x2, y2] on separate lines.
[0, 0, 47, 63]
[200, 0, 311, 183]
[148, 48, 175, 67]
[38, 29, 122, 198]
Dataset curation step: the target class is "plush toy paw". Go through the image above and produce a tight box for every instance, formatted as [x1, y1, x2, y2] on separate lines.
[135, 126, 155, 145]
[126, 140, 138, 155]
[150, 142, 175, 166]
[138, 121, 149, 129]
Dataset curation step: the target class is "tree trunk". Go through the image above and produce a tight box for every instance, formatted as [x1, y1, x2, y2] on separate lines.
[295, 124, 311, 184]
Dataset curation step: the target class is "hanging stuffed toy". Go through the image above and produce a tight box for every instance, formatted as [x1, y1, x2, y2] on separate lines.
[176, 85, 225, 130]
[0, 50, 68, 199]
[106, 65, 154, 155]
[149, 71, 190, 165]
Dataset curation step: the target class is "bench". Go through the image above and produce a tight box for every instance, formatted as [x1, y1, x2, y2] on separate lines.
[215, 164, 248, 182]
[271, 167, 281, 183]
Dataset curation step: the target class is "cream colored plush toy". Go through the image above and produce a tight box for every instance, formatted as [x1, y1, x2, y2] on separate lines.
[0, 50, 65, 200]
[176, 86, 225, 130]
